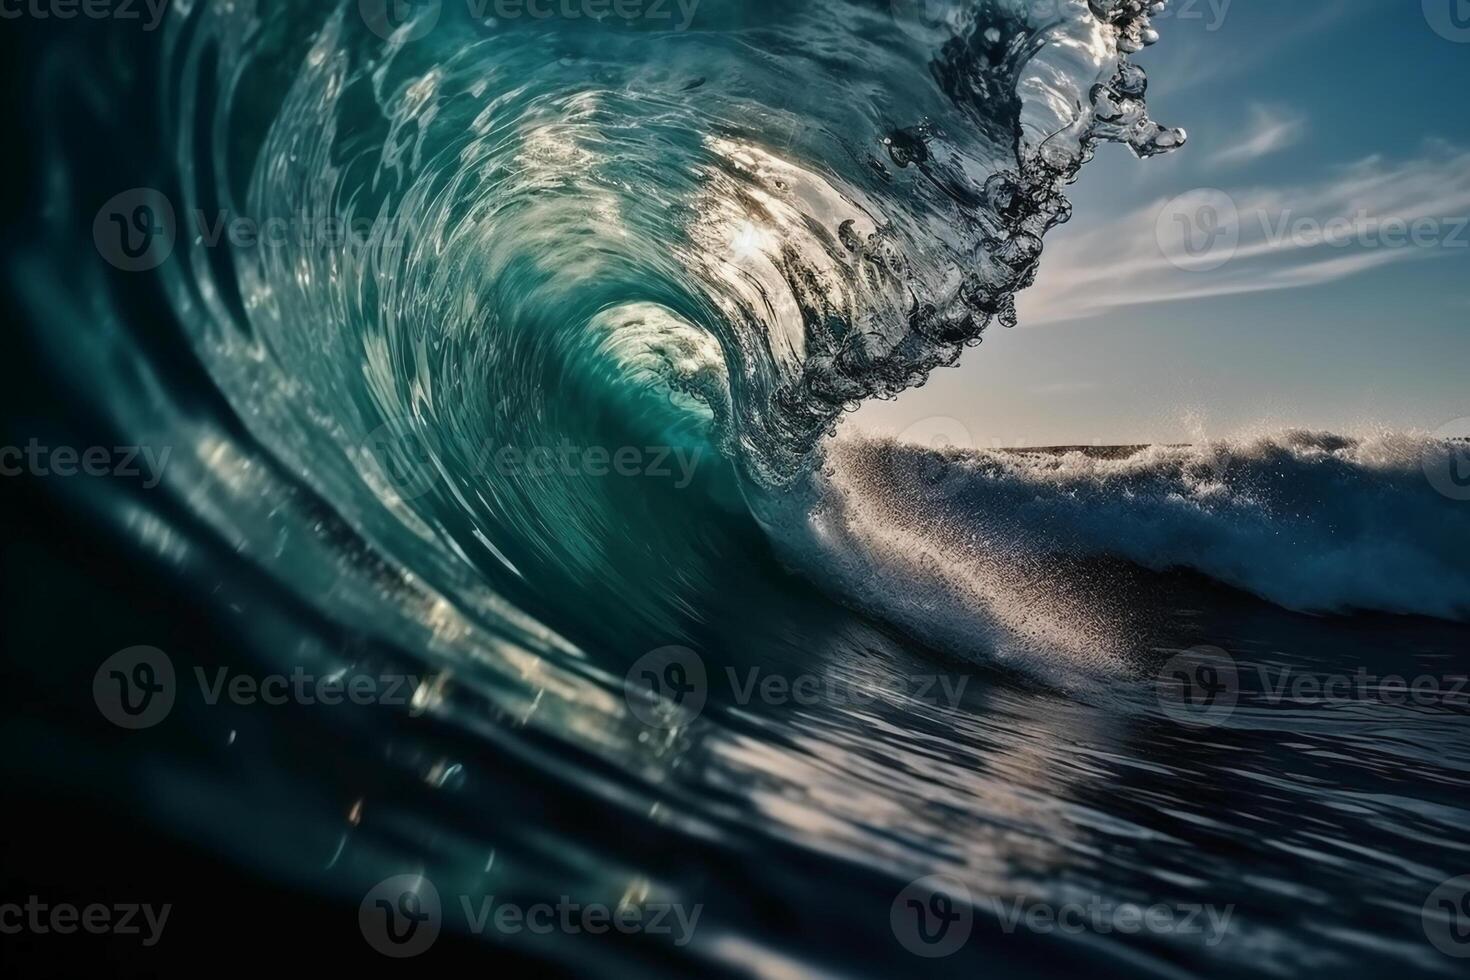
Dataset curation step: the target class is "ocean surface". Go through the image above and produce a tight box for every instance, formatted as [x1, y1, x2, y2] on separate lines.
[3, 1, 1470, 976]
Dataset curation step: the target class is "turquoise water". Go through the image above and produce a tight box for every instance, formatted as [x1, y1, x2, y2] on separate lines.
[5, 1, 1470, 975]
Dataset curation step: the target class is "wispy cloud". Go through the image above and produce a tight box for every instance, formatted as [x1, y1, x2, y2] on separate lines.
[1213, 104, 1303, 166]
[1019, 145, 1470, 324]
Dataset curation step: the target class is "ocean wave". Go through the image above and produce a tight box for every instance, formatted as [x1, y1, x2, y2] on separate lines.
[21, 0, 1171, 653]
[21, 0, 1457, 688]
[771, 430, 1470, 671]
[13, 5, 1470, 974]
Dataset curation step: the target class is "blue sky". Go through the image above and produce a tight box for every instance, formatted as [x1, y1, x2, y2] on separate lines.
[853, 0, 1470, 447]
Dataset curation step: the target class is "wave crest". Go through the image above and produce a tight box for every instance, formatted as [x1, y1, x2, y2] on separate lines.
[775, 429, 1470, 671]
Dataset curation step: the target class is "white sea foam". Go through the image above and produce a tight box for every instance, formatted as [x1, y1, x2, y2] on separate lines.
[754, 429, 1470, 675]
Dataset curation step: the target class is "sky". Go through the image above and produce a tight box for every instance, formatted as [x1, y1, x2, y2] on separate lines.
[851, 0, 1470, 447]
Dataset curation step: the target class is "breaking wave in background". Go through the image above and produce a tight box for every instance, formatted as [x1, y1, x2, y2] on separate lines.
[773, 429, 1470, 682]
